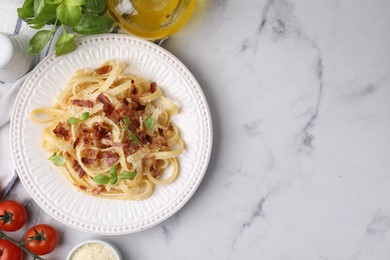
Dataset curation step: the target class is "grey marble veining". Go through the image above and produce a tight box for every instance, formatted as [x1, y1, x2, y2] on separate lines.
[6, 0, 390, 259]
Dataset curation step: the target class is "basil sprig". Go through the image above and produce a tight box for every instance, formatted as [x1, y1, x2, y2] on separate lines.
[93, 166, 137, 185]
[145, 116, 155, 130]
[67, 111, 90, 125]
[17, 0, 114, 56]
[93, 175, 110, 185]
[48, 152, 65, 166]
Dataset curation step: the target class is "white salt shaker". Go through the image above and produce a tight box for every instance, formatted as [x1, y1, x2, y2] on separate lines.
[0, 32, 37, 83]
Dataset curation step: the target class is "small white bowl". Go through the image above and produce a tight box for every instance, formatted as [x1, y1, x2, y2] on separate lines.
[66, 239, 122, 260]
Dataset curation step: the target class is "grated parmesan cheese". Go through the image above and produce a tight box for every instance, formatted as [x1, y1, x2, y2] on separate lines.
[70, 242, 118, 260]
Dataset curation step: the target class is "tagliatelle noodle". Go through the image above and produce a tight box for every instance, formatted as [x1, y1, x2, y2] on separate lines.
[31, 61, 184, 200]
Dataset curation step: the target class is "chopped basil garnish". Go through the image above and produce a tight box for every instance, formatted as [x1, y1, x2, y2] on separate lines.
[48, 152, 57, 160]
[67, 117, 79, 125]
[129, 131, 139, 145]
[79, 112, 90, 121]
[109, 166, 117, 176]
[93, 175, 110, 185]
[145, 116, 155, 130]
[109, 176, 117, 185]
[48, 152, 65, 166]
[119, 171, 137, 179]
[123, 117, 130, 130]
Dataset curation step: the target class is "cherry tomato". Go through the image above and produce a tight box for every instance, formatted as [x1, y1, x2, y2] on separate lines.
[24, 224, 58, 255]
[0, 239, 23, 260]
[0, 201, 27, 232]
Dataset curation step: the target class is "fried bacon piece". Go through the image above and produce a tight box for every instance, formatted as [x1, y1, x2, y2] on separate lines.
[103, 151, 120, 167]
[81, 149, 119, 168]
[130, 95, 145, 111]
[142, 156, 160, 178]
[72, 99, 94, 108]
[151, 135, 168, 149]
[95, 65, 112, 75]
[119, 131, 140, 156]
[64, 152, 86, 178]
[73, 159, 86, 178]
[91, 122, 113, 148]
[53, 122, 71, 141]
[150, 82, 157, 93]
[116, 104, 130, 118]
[96, 93, 129, 122]
[92, 186, 105, 195]
[96, 93, 115, 115]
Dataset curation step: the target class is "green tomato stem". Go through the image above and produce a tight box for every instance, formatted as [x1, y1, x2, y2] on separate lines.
[0, 231, 44, 260]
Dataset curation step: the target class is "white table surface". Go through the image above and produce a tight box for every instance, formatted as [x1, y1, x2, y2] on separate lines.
[4, 0, 390, 259]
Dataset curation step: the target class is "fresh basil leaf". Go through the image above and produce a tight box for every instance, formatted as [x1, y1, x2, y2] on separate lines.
[129, 131, 139, 146]
[48, 152, 57, 160]
[93, 175, 110, 185]
[49, 154, 65, 166]
[67, 117, 79, 124]
[109, 166, 117, 176]
[57, 2, 82, 26]
[55, 32, 77, 56]
[30, 23, 46, 29]
[109, 176, 117, 185]
[145, 116, 155, 130]
[17, 0, 35, 20]
[28, 3, 57, 25]
[45, 0, 63, 4]
[79, 112, 89, 121]
[64, 0, 85, 6]
[73, 15, 114, 35]
[34, 0, 45, 16]
[119, 171, 137, 179]
[28, 30, 53, 53]
[85, 0, 106, 14]
[123, 117, 130, 130]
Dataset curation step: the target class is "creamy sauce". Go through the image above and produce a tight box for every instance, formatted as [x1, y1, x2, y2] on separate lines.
[70, 242, 117, 260]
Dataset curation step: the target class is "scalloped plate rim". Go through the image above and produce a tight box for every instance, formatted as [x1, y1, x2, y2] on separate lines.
[10, 34, 212, 235]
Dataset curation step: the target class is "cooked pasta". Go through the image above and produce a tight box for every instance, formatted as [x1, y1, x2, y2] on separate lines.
[31, 61, 184, 200]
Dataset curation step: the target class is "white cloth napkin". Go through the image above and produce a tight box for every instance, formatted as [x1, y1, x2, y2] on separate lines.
[0, 0, 59, 192]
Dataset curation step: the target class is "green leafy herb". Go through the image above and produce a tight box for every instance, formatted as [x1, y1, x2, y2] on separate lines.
[27, 30, 54, 53]
[123, 117, 130, 130]
[17, 0, 34, 20]
[109, 176, 117, 185]
[18, 0, 115, 56]
[48, 152, 57, 160]
[93, 175, 109, 185]
[79, 112, 90, 121]
[85, 0, 106, 14]
[129, 131, 139, 146]
[65, 0, 85, 6]
[73, 15, 114, 34]
[29, 3, 58, 25]
[56, 2, 82, 26]
[46, 0, 64, 5]
[119, 171, 137, 179]
[67, 117, 79, 125]
[145, 116, 155, 130]
[55, 27, 77, 56]
[30, 23, 46, 29]
[48, 152, 65, 166]
[109, 166, 117, 176]
[34, 0, 45, 16]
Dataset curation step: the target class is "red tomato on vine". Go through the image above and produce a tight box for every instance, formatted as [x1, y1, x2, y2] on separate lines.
[0, 201, 27, 232]
[0, 238, 23, 260]
[24, 224, 59, 255]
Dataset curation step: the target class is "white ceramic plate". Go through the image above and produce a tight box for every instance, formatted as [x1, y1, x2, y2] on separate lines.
[11, 34, 212, 235]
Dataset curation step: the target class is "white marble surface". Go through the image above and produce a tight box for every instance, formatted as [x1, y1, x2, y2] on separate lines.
[4, 0, 390, 259]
